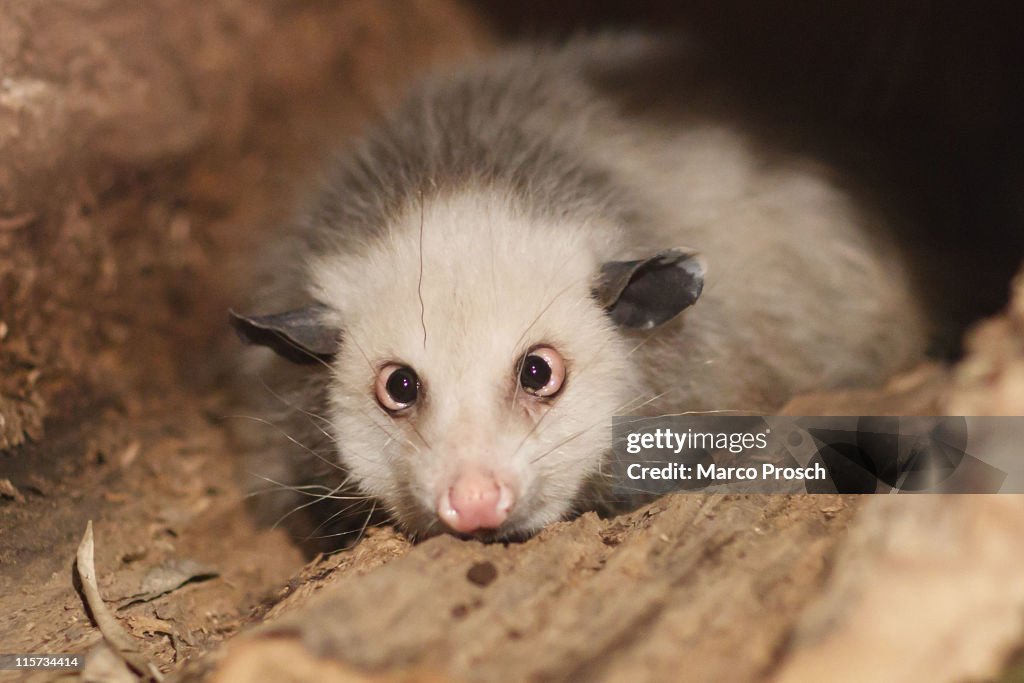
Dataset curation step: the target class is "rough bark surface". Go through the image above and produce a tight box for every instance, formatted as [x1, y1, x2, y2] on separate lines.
[191, 312, 1024, 683]
[1, 2, 1022, 683]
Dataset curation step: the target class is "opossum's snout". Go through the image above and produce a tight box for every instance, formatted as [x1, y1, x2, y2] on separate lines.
[430, 347, 565, 533]
[437, 468, 516, 534]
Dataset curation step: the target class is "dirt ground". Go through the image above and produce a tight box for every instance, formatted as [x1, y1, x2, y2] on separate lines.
[2, 2, 1024, 682]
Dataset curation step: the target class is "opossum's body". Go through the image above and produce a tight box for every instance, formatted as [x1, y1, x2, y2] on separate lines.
[234, 35, 929, 541]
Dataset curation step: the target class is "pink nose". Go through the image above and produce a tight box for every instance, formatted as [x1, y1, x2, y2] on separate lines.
[438, 470, 514, 534]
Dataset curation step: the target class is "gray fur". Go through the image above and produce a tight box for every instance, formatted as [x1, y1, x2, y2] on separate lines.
[235, 34, 930, 543]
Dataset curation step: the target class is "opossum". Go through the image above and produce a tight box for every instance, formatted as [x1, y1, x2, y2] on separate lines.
[231, 34, 929, 541]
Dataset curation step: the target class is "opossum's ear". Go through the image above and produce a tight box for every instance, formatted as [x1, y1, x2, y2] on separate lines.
[228, 306, 340, 365]
[595, 248, 705, 329]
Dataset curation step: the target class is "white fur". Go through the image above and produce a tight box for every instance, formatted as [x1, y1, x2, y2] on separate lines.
[246, 35, 931, 540]
[305, 114, 927, 540]
[311, 191, 635, 536]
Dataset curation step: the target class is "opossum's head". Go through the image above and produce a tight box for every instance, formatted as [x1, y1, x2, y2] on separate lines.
[232, 193, 703, 539]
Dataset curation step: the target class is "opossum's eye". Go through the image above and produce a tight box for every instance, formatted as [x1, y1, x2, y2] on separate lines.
[518, 346, 565, 398]
[376, 364, 420, 412]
